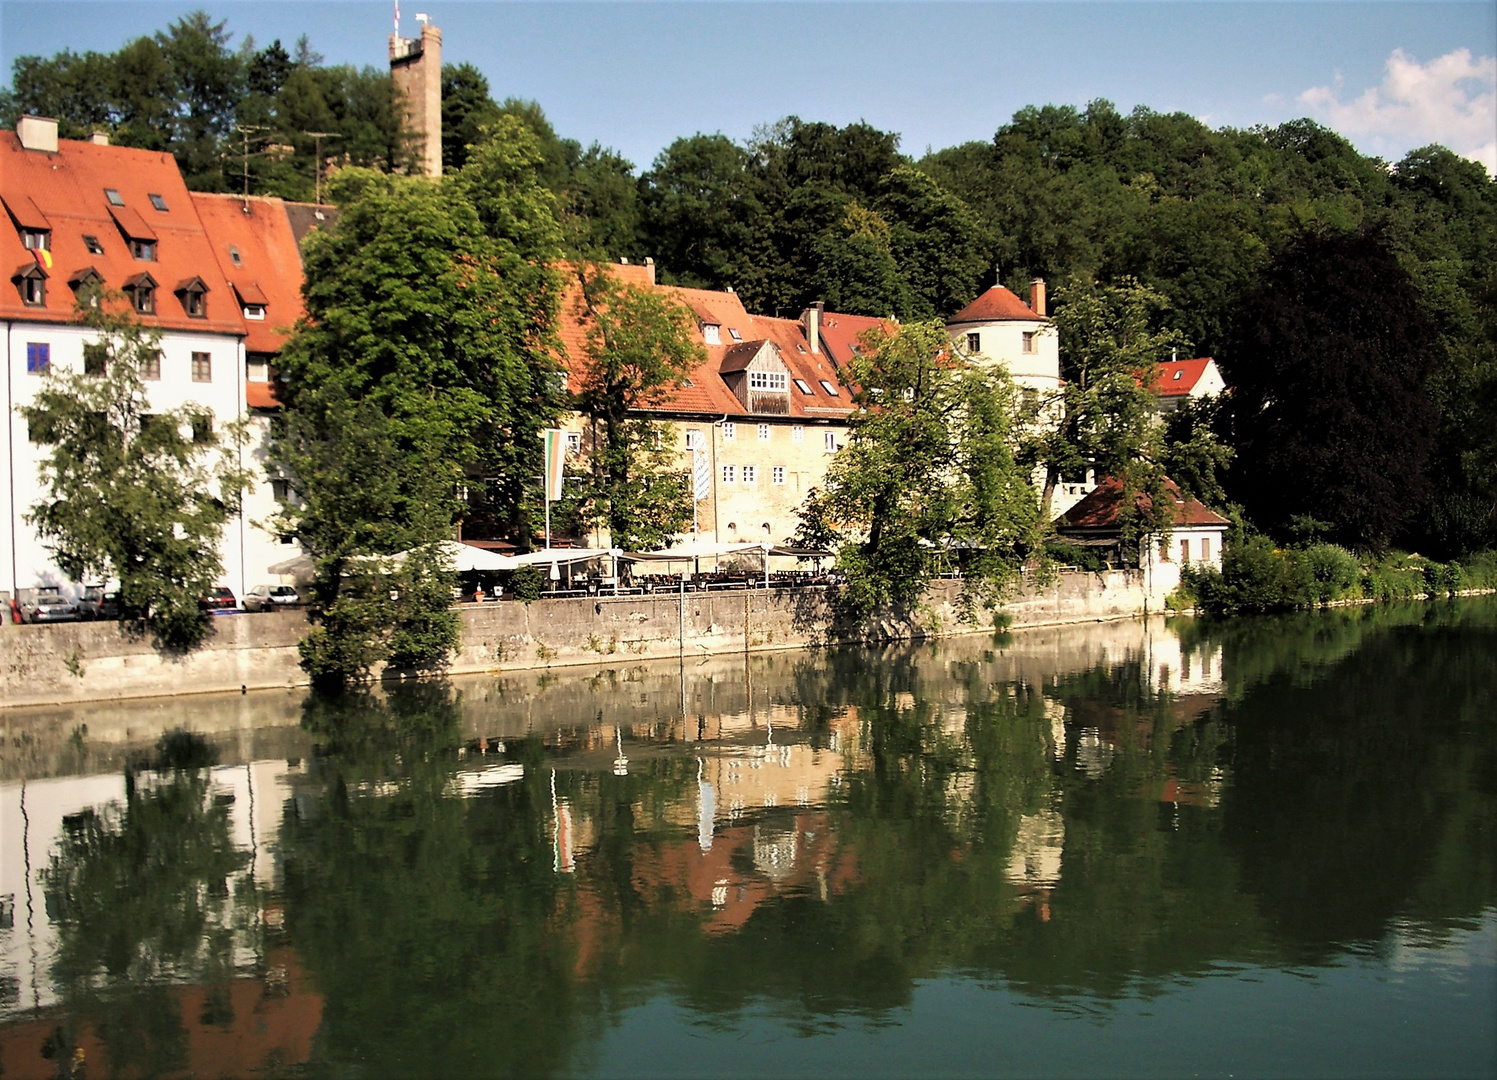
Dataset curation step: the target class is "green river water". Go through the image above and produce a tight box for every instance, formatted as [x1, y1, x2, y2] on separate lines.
[1, 598, 1493, 1078]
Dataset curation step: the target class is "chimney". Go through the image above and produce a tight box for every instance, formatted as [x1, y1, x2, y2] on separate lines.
[90, 131, 109, 145]
[802, 301, 824, 354]
[644, 256, 655, 286]
[1031, 278, 1047, 318]
[17, 116, 58, 153]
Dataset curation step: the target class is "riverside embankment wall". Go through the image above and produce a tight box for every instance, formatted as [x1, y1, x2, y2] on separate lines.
[0, 569, 1157, 709]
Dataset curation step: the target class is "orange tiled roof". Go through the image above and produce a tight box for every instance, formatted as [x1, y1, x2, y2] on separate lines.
[1059, 476, 1230, 530]
[554, 265, 859, 422]
[1153, 357, 1214, 397]
[191, 192, 307, 355]
[948, 284, 1044, 324]
[0, 131, 246, 336]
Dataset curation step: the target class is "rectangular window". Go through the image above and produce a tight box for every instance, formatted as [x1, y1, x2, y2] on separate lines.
[26, 342, 50, 374]
[21, 275, 45, 306]
[133, 284, 154, 314]
[565, 432, 582, 454]
[685, 429, 702, 450]
[228, 245, 242, 266]
[792, 425, 804, 442]
[184, 290, 205, 318]
[757, 424, 771, 441]
[702, 323, 721, 345]
[247, 358, 269, 383]
[793, 378, 813, 395]
[824, 431, 837, 453]
[1022, 387, 1039, 411]
[1201, 537, 1212, 562]
[104, 188, 124, 206]
[1159, 539, 1172, 562]
[192, 417, 213, 444]
[1180, 538, 1191, 564]
[966, 332, 980, 352]
[148, 193, 168, 211]
[722, 422, 735, 441]
[141, 350, 162, 380]
[83, 342, 107, 376]
[1022, 331, 1037, 354]
[21, 229, 49, 251]
[742, 465, 757, 484]
[191, 351, 212, 383]
[243, 304, 265, 320]
[772, 466, 785, 485]
[130, 239, 156, 261]
[728, 328, 742, 342]
[819, 380, 839, 397]
[83, 234, 104, 255]
[721, 464, 736, 484]
[749, 371, 788, 392]
[271, 479, 290, 503]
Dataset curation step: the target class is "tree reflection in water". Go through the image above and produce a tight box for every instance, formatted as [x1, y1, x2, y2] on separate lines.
[13, 599, 1494, 1079]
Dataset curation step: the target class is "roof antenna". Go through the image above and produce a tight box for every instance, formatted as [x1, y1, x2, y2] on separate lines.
[1172, 347, 1178, 362]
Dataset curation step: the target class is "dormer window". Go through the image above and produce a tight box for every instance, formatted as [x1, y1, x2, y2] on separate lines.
[83, 234, 104, 255]
[21, 229, 49, 251]
[105, 188, 125, 206]
[749, 371, 787, 392]
[68, 267, 104, 307]
[175, 277, 209, 319]
[148, 193, 168, 212]
[702, 323, 721, 345]
[124, 273, 157, 315]
[131, 239, 156, 261]
[15, 264, 46, 307]
[243, 304, 265, 320]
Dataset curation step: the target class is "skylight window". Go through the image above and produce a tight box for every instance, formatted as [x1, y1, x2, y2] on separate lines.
[105, 188, 124, 206]
[728, 328, 742, 342]
[820, 380, 840, 397]
[148, 193, 168, 212]
[228, 245, 242, 266]
[793, 379, 812, 395]
[1172, 369, 1183, 381]
[83, 234, 104, 255]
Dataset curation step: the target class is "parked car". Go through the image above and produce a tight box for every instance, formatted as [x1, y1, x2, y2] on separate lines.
[77, 585, 122, 620]
[198, 586, 239, 614]
[243, 584, 301, 612]
[21, 586, 79, 623]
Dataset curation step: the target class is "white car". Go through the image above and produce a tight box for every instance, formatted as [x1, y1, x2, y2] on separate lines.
[243, 584, 302, 612]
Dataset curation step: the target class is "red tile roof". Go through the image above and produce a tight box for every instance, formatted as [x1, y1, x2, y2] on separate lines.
[1058, 476, 1229, 530]
[948, 285, 1045, 325]
[246, 380, 283, 410]
[1153, 357, 1214, 397]
[554, 265, 857, 422]
[0, 131, 245, 335]
[191, 192, 307, 355]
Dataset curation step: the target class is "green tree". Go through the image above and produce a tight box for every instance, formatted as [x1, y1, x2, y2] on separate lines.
[821, 320, 1044, 620]
[567, 267, 705, 549]
[20, 301, 250, 650]
[441, 61, 502, 172]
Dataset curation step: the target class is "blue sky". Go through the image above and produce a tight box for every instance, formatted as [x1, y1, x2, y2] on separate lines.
[4, 2, 1494, 171]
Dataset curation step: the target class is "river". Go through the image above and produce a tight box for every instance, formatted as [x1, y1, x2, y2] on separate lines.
[1, 599, 1493, 1078]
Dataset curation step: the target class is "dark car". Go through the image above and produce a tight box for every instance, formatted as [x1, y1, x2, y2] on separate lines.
[21, 586, 79, 623]
[77, 586, 122, 620]
[198, 586, 239, 614]
[243, 584, 301, 612]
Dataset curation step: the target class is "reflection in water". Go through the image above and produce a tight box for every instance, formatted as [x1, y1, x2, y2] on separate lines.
[0, 599, 1493, 1078]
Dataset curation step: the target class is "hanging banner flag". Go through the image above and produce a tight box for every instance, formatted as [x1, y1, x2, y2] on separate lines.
[34, 248, 52, 271]
[692, 448, 711, 502]
[541, 429, 566, 501]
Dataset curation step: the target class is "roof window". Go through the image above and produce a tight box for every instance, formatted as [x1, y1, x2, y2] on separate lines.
[1173, 369, 1183, 381]
[83, 234, 104, 255]
[15, 265, 46, 307]
[21, 229, 49, 251]
[105, 188, 124, 206]
[728, 328, 742, 342]
[130, 238, 157, 262]
[702, 323, 721, 345]
[148, 193, 168, 212]
[228, 245, 242, 266]
[820, 380, 840, 397]
[793, 379, 812, 395]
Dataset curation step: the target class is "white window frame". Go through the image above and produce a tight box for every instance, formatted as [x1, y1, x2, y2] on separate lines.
[702, 323, 721, 345]
[757, 423, 771, 441]
[742, 465, 757, 484]
[685, 429, 703, 450]
[819, 380, 839, 397]
[824, 431, 837, 453]
[772, 466, 785, 486]
[721, 422, 736, 441]
[721, 464, 736, 484]
[792, 425, 804, 442]
[749, 371, 788, 392]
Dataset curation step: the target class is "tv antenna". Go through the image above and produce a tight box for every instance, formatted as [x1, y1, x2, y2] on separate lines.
[231, 125, 270, 202]
[301, 131, 340, 204]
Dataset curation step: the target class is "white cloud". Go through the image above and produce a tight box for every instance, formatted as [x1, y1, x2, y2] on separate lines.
[1300, 48, 1496, 173]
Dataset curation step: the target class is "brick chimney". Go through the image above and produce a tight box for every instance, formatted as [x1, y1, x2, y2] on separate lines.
[644, 257, 656, 286]
[1031, 278, 1046, 318]
[389, 17, 442, 177]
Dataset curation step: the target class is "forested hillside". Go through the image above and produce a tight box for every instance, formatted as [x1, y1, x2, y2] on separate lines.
[5, 13, 1494, 555]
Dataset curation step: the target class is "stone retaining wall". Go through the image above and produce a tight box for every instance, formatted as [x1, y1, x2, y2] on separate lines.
[0, 569, 1158, 709]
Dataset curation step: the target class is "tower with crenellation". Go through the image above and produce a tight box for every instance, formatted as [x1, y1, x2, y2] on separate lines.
[389, 13, 442, 178]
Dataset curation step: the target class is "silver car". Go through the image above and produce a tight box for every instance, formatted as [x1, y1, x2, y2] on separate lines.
[244, 584, 302, 612]
[22, 587, 79, 623]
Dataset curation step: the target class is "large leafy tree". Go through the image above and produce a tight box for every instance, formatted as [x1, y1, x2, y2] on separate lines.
[567, 267, 705, 549]
[21, 302, 251, 651]
[272, 138, 565, 684]
[820, 320, 1044, 620]
[1222, 227, 1441, 551]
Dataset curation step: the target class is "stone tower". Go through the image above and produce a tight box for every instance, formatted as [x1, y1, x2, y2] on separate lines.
[389, 16, 442, 178]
